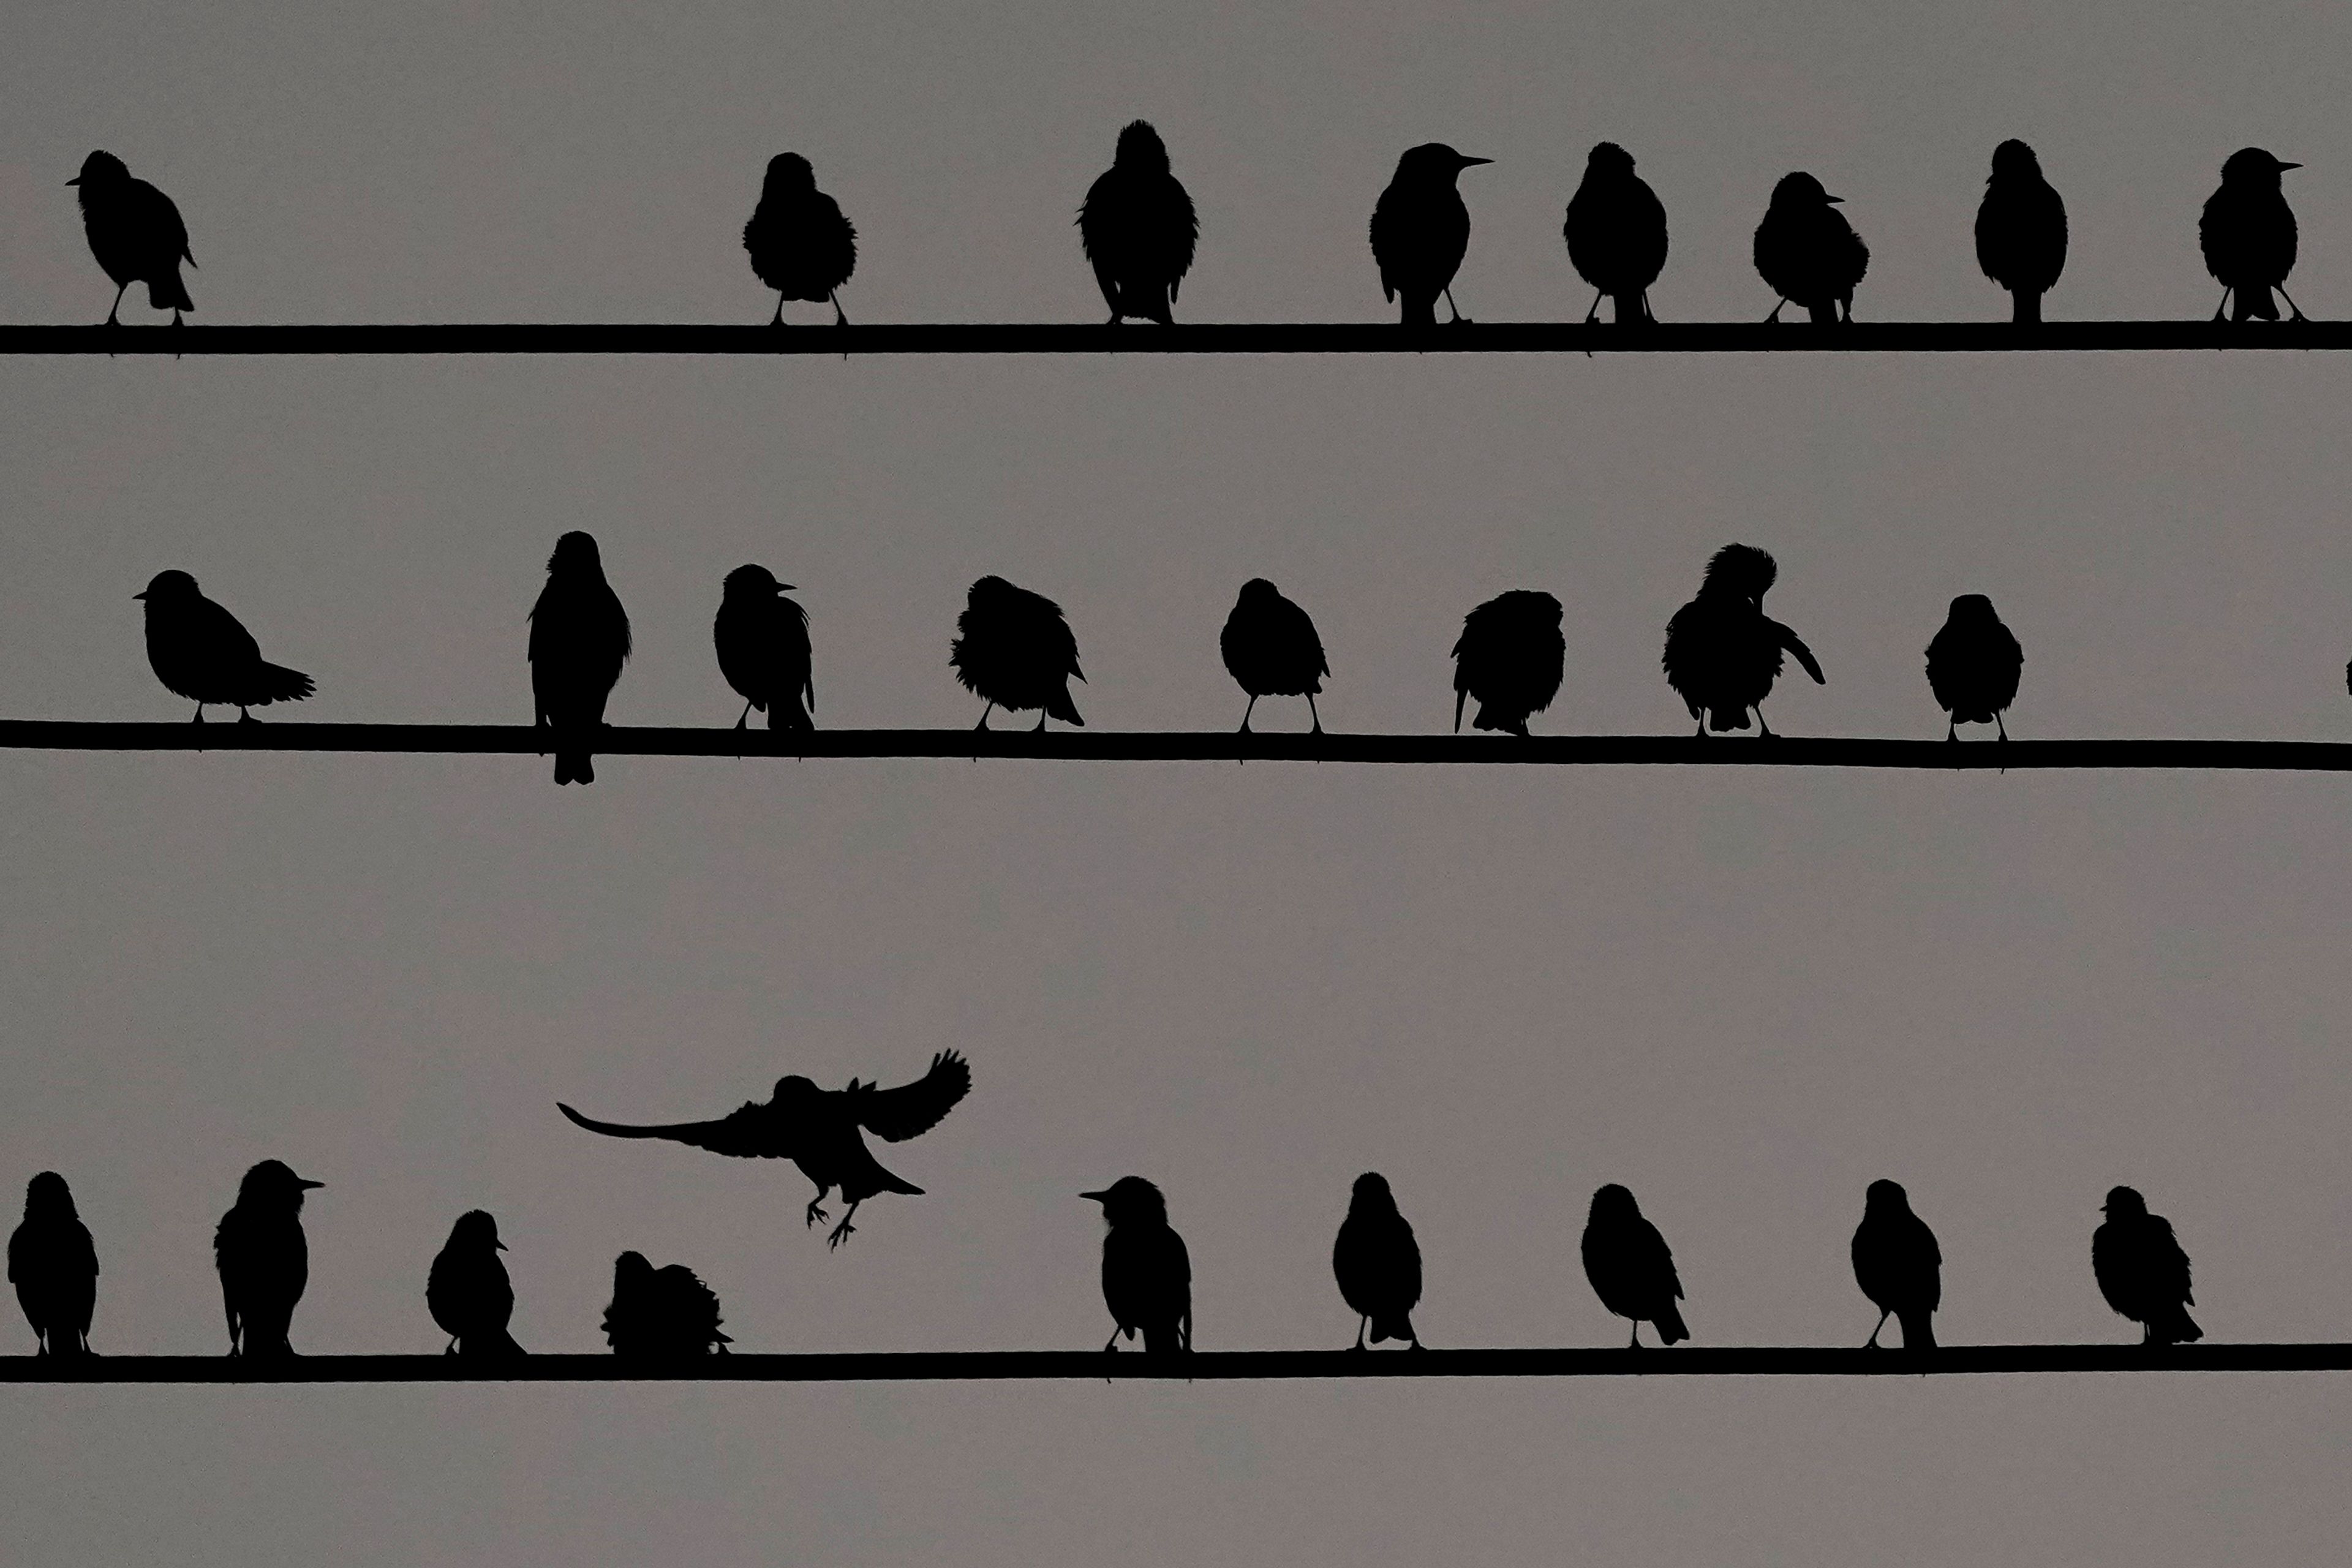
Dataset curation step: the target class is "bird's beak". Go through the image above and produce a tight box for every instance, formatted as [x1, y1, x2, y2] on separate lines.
[775, 583, 796, 594]
[1080, 1189, 1108, 1203]
[65, 177, 80, 187]
[132, 590, 146, 600]
[1825, 194, 1845, 203]
[495, 1240, 508, 1251]
[298, 1178, 325, 1191]
[2281, 161, 2304, 171]
[1459, 156, 1493, 168]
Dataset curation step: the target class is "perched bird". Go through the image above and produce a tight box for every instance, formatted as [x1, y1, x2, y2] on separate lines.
[136, 570, 314, 723]
[602, 1251, 731, 1357]
[1564, 142, 1668, 325]
[426, 1210, 523, 1358]
[1925, 594, 2023, 741]
[9, 1172, 98, 1357]
[560, 1051, 971, 1249]
[950, 576, 1085, 729]
[1451, 590, 1565, 737]
[1078, 121, 1199, 325]
[1580, 1184, 1689, 1348]
[2092, 1186, 2204, 1346]
[1850, 1179, 1940, 1351]
[214, 1160, 323, 1359]
[1370, 143, 1491, 326]
[743, 153, 857, 326]
[69, 151, 194, 326]
[1084, 1176, 1192, 1354]
[1221, 578, 1329, 733]
[529, 531, 631, 786]
[2201, 149, 2304, 323]
[714, 565, 813, 731]
[1975, 140, 2067, 324]
[1332, 1173, 1422, 1350]
[1754, 172, 1869, 323]
[1662, 545, 1825, 736]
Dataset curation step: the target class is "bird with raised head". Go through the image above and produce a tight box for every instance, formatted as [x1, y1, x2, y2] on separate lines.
[69, 151, 195, 326]
[1926, 594, 2023, 741]
[715, 565, 813, 732]
[1332, 1172, 1422, 1350]
[1850, 1178, 1940, 1351]
[2201, 149, 2304, 323]
[1221, 578, 1329, 733]
[9, 1172, 98, 1357]
[1662, 545, 1824, 736]
[1975, 140, 2067, 324]
[744, 153, 857, 326]
[1755, 172, 1869, 323]
[1370, 143, 1490, 326]
[1084, 1176, 1192, 1353]
[1564, 142, 1668, 325]
[529, 531, 630, 785]
[1451, 590, 1564, 737]
[1079, 121, 1198, 325]
[603, 1251, 731, 1357]
[2092, 1186, 2203, 1345]
[136, 570, 314, 723]
[214, 1159, 323, 1359]
[426, 1210, 524, 1357]
[1580, 1184, 1689, 1348]
[951, 576, 1085, 730]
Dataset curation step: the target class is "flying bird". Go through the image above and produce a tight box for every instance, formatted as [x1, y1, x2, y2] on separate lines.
[69, 151, 194, 326]
[1850, 1178, 1940, 1351]
[136, 570, 314, 723]
[1975, 140, 2067, 323]
[715, 565, 813, 731]
[1221, 578, 1329, 733]
[1564, 141, 1668, 325]
[1754, 172, 1869, 323]
[2092, 1186, 2204, 1345]
[1079, 121, 1199, 325]
[9, 1172, 98, 1357]
[1084, 1175, 1192, 1354]
[1370, 143, 1490, 326]
[1451, 590, 1565, 737]
[560, 1050, 971, 1249]
[426, 1209, 523, 1357]
[1926, 594, 2022, 741]
[951, 576, 1085, 729]
[603, 1251, 731, 1357]
[743, 153, 858, 326]
[1332, 1172, 1422, 1350]
[529, 530, 631, 786]
[1580, 1183, 1689, 1348]
[2201, 148, 2304, 322]
[1662, 544, 1824, 736]
[214, 1159, 323, 1358]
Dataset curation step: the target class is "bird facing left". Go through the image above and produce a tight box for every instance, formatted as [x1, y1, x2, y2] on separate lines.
[136, 570, 314, 723]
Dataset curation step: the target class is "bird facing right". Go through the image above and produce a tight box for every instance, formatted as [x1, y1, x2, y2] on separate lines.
[1078, 121, 1199, 325]
[714, 565, 813, 731]
[426, 1209, 524, 1357]
[1975, 140, 2068, 323]
[603, 1251, 732, 1357]
[742, 153, 858, 326]
[1332, 1172, 1423, 1350]
[1370, 143, 1491, 326]
[2092, 1186, 2204, 1345]
[1084, 1176, 1192, 1353]
[1925, 594, 2023, 741]
[9, 1172, 98, 1356]
[1564, 142, 1669, 325]
[950, 576, 1086, 730]
[1221, 578, 1329, 733]
[2200, 148, 2304, 322]
[69, 151, 195, 326]
[1662, 545, 1825, 736]
[214, 1159, 323, 1358]
[137, 570, 315, 723]
[528, 531, 631, 785]
[1451, 589, 1565, 737]
[1754, 172, 1869, 323]
[1580, 1183, 1689, 1348]
[1850, 1178, 1940, 1351]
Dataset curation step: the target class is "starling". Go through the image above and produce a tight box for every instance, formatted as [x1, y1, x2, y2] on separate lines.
[213, 1160, 322, 1359]
[1221, 578, 1329, 733]
[1975, 140, 2067, 324]
[1564, 142, 1668, 325]
[1332, 1173, 1422, 1350]
[1370, 143, 1490, 326]
[426, 1209, 523, 1357]
[68, 151, 194, 326]
[1451, 590, 1565, 737]
[714, 565, 813, 731]
[2200, 149, 2304, 323]
[1580, 1184, 1689, 1348]
[603, 1251, 731, 1357]
[528, 531, 631, 786]
[1078, 121, 1199, 325]
[1849, 1178, 1940, 1351]
[950, 576, 1085, 730]
[561, 1051, 971, 1249]
[1662, 544, 1824, 736]
[743, 154, 857, 326]
[8, 1172, 98, 1357]
[1084, 1176, 1192, 1354]
[135, 570, 314, 723]
[2092, 1186, 2204, 1345]
[1754, 172, 1869, 323]
[1925, 594, 2022, 741]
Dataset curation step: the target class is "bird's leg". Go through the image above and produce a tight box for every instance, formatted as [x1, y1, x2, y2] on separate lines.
[1865, 1310, 1889, 1349]
[772, 293, 786, 327]
[238, 706, 257, 724]
[1996, 712, 2008, 741]
[1238, 695, 1257, 734]
[106, 283, 128, 328]
[1628, 1321, 1642, 1350]
[826, 1202, 861, 1248]
[734, 700, 753, 731]
[2212, 289, 2231, 323]
[975, 704, 993, 731]
[1754, 707, 1776, 738]
[1947, 718, 1958, 742]
[1642, 291, 1657, 325]
[1583, 288, 1603, 326]
[1693, 718, 1706, 737]
[1766, 298, 1787, 324]
[2278, 285, 2309, 323]
[1103, 1333, 1121, 1354]
[1034, 712, 1047, 732]
[191, 705, 206, 723]
[445, 1338, 459, 1355]
[804, 1194, 829, 1229]
[1443, 287, 1471, 326]
[1353, 1316, 1367, 1351]
[1307, 693, 1322, 735]
[831, 291, 849, 328]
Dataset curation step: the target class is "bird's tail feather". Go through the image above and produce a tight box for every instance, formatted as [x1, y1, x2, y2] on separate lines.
[2012, 290, 2043, 325]
[1897, 1308, 1937, 1351]
[1710, 707, 1748, 732]
[1401, 295, 1437, 327]
[1653, 1303, 1690, 1345]
[1370, 1312, 1415, 1345]
[149, 276, 194, 313]
[554, 750, 594, 785]
[254, 663, 314, 704]
[1047, 685, 1085, 727]
[2155, 1305, 2203, 1344]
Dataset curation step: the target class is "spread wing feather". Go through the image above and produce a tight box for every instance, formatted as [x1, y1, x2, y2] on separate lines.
[853, 1050, 971, 1142]
[558, 1099, 786, 1158]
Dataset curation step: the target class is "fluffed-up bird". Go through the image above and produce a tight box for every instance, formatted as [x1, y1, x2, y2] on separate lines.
[1926, 594, 2022, 741]
[1662, 545, 1824, 736]
[1850, 1178, 1940, 1351]
[69, 151, 194, 326]
[137, 570, 314, 723]
[214, 1159, 322, 1358]
[1370, 143, 1490, 326]
[603, 1251, 731, 1357]
[560, 1051, 971, 1249]
[1975, 140, 2067, 324]
[1332, 1172, 1422, 1350]
[1079, 121, 1198, 325]
[1084, 1176, 1191, 1353]
[2201, 148, 2304, 323]
[1221, 578, 1329, 733]
[1452, 590, 1565, 737]
[529, 531, 631, 785]
[744, 153, 858, 326]
[1755, 172, 1869, 323]
[715, 565, 813, 731]
[9, 1172, 98, 1356]
[951, 576, 1085, 729]
[1580, 1183, 1689, 1348]
[426, 1210, 523, 1357]
[2092, 1186, 2203, 1345]
[1564, 142, 1668, 325]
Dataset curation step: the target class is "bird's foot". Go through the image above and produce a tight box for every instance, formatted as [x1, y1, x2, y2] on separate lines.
[238, 709, 258, 724]
[192, 707, 206, 724]
[826, 1218, 857, 1249]
[805, 1200, 828, 1229]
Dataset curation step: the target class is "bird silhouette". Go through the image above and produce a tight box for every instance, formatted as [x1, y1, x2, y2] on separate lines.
[951, 576, 1085, 730]
[136, 570, 314, 723]
[1926, 594, 2022, 741]
[69, 151, 194, 327]
[1221, 579, 1329, 733]
[2201, 149, 2304, 323]
[1370, 143, 1490, 326]
[1564, 142, 1668, 326]
[1580, 1184, 1689, 1348]
[1332, 1172, 1422, 1350]
[1662, 545, 1824, 736]
[9, 1172, 97, 1357]
[603, 1251, 732, 1357]
[214, 1160, 322, 1359]
[426, 1210, 523, 1357]
[1850, 1179, 1940, 1351]
[1975, 140, 2067, 324]
[743, 154, 857, 326]
[715, 565, 813, 732]
[1084, 1176, 1192, 1353]
[529, 531, 630, 785]
[2093, 1186, 2204, 1346]
[1451, 590, 1565, 737]
[1079, 121, 1198, 325]
[559, 1051, 971, 1249]
[1754, 172, 1869, 323]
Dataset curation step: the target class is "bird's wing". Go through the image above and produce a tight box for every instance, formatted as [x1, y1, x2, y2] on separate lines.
[850, 1050, 971, 1142]
[557, 1098, 787, 1158]
[1769, 619, 1826, 684]
[1638, 1218, 1684, 1300]
[2155, 1219, 2195, 1303]
[134, 182, 194, 266]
